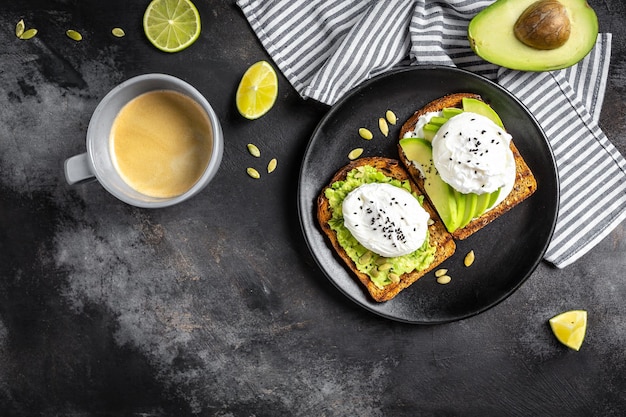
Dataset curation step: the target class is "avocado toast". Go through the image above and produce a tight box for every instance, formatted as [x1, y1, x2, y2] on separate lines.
[398, 93, 538, 240]
[317, 157, 456, 302]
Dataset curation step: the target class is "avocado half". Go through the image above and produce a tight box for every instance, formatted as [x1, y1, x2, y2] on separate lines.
[468, 0, 598, 71]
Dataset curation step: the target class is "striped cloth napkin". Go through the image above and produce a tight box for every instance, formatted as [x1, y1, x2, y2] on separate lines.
[237, 0, 626, 268]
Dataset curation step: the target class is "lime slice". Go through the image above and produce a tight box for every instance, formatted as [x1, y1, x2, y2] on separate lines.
[236, 61, 278, 120]
[549, 310, 587, 351]
[143, 0, 201, 53]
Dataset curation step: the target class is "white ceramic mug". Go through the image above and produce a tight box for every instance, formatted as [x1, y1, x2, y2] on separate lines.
[64, 73, 223, 208]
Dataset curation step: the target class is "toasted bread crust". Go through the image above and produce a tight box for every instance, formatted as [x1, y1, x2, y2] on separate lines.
[398, 93, 538, 240]
[317, 157, 456, 302]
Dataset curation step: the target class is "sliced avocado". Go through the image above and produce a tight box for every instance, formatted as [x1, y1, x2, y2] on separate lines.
[467, 0, 598, 71]
[461, 192, 478, 228]
[422, 123, 440, 142]
[442, 107, 463, 119]
[399, 137, 458, 232]
[429, 116, 449, 126]
[474, 192, 492, 219]
[453, 189, 466, 230]
[462, 97, 504, 128]
[487, 187, 502, 209]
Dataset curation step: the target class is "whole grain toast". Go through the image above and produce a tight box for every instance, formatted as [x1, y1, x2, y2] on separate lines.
[317, 157, 456, 302]
[398, 93, 538, 240]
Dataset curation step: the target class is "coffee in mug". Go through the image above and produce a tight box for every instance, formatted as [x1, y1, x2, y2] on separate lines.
[64, 73, 223, 208]
[110, 90, 213, 198]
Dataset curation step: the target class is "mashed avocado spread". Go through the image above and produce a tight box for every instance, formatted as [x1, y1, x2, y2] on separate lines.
[325, 165, 436, 289]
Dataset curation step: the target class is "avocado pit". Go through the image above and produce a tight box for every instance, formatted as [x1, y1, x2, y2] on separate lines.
[514, 0, 571, 50]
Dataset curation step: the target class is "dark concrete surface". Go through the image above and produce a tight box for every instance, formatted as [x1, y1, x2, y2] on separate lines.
[1, 1, 625, 416]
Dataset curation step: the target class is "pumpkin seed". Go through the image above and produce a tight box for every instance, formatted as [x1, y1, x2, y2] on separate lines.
[464, 250, 475, 267]
[247, 143, 261, 157]
[359, 251, 373, 265]
[267, 158, 277, 173]
[112, 27, 125, 38]
[386, 110, 397, 125]
[378, 117, 389, 137]
[375, 257, 388, 265]
[370, 268, 380, 278]
[437, 275, 452, 285]
[378, 262, 392, 271]
[388, 273, 401, 284]
[348, 148, 363, 160]
[66, 29, 82, 41]
[358, 128, 373, 140]
[19, 28, 38, 40]
[15, 19, 25, 38]
[246, 167, 260, 179]
[434, 268, 448, 277]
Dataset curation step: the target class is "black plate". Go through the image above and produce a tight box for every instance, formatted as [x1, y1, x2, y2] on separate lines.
[298, 66, 559, 324]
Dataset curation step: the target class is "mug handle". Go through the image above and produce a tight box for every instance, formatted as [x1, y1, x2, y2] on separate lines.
[64, 153, 95, 185]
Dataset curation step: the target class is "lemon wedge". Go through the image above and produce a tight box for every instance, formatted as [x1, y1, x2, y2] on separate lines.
[143, 0, 201, 53]
[236, 60, 278, 119]
[549, 310, 587, 351]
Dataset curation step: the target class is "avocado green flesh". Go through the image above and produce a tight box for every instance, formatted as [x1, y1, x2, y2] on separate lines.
[467, 0, 598, 71]
[453, 189, 466, 231]
[400, 137, 458, 233]
[324, 165, 436, 289]
[462, 97, 503, 128]
[474, 192, 492, 218]
[461, 192, 478, 229]
[400, 100, 505, 232]
[442, 107, 463, 119]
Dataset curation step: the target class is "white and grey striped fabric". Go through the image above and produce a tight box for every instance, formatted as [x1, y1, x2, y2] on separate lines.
[238, 0, 626, 268]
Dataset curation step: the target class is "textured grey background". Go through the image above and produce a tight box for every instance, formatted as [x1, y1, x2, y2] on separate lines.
[1, 0, 625, 416]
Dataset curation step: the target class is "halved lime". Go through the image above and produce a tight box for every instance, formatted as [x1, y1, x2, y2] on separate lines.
[549, 310, 587, 351]
[236, 61, 278, 120]
[143, 0, 201, 53]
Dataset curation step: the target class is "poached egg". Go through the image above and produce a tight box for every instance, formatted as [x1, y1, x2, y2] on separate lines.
[431, 112, 515, 195]
[342, 182, 430, 258]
